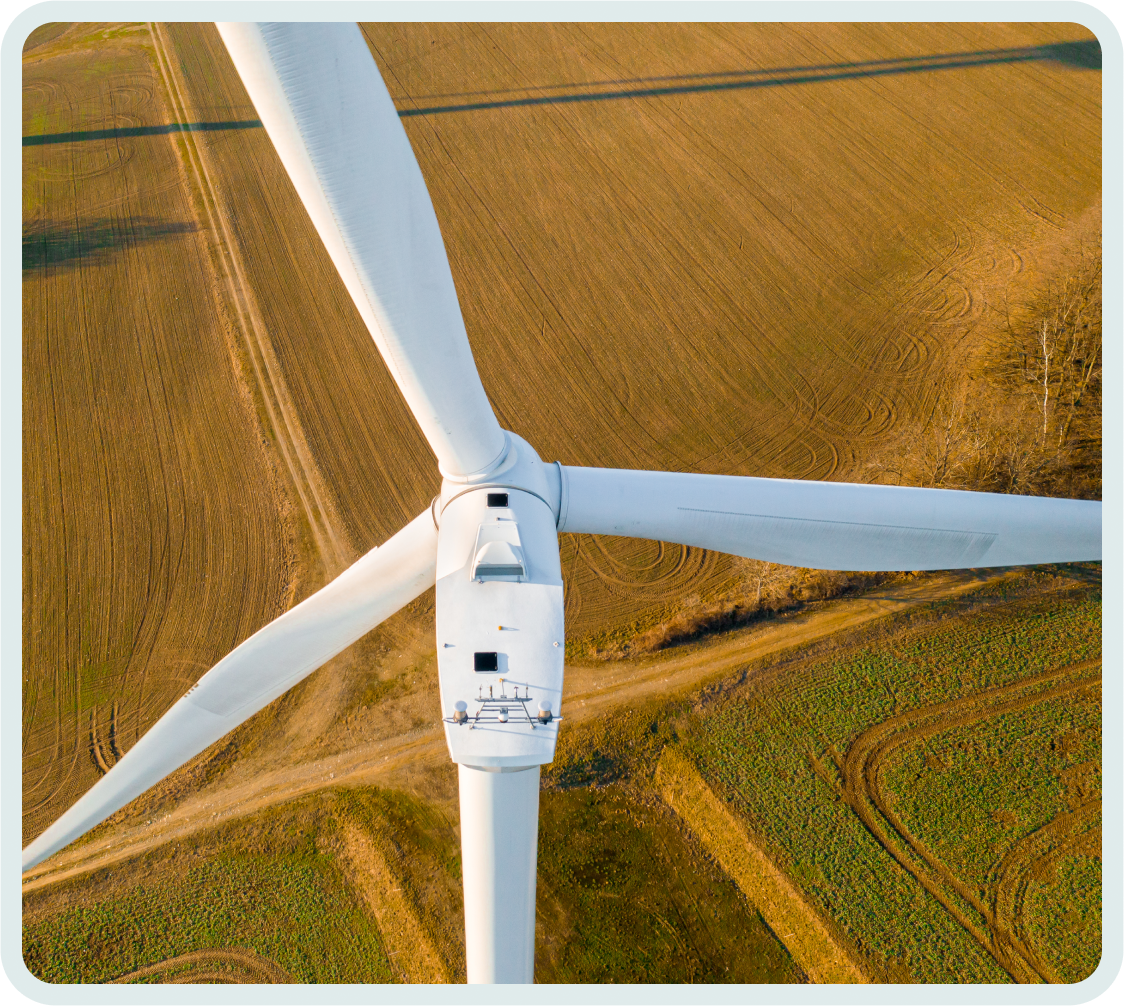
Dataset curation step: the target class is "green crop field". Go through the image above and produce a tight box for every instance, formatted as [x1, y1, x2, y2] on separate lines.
[678, 565, 1102, 983]
[22, 799, 395, 984]
[24, 778, 808, 984]
[535, 787, 803, 983]
[881, 685, 1100, 983]
[21, 570, 1102, 985]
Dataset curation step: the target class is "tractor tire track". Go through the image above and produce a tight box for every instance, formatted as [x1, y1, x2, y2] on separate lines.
[108, 947, 292, 984]
[840, 658, 1100, 983]
[992, 800, 1101, 964]
[147, 22, 348, 576]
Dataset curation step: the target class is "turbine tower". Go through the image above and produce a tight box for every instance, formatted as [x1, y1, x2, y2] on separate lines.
[21, 23, 1101, 986]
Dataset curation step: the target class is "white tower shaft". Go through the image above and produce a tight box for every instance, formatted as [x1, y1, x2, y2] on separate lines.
[459, 765, 540, 983]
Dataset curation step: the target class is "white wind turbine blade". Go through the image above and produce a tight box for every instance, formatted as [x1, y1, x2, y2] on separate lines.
[22, 512, 438, 873]
[558, 467, 1100, 570]
[216, 22, 507, 480]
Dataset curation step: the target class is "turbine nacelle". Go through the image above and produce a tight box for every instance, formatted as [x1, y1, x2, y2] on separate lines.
[434, 433, 565, 769]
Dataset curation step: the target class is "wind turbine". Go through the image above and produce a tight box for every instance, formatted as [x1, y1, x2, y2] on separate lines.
[22, 23, 1101, 985]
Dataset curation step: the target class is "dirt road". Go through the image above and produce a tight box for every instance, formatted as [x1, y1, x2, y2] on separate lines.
[22, 568, 1003, 894]
[147, 21, 349, 577]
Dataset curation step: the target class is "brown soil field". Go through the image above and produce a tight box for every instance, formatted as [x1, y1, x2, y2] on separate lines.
[22, 20, 1101, 982]
[147, 21, 1101, 643]
[21, 22, 297, 844]
[358, 22, 1101, 636]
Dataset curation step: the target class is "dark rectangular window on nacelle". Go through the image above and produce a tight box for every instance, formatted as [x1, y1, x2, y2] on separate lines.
[474, 652, 499, 672]
[486, 493, 509, 508]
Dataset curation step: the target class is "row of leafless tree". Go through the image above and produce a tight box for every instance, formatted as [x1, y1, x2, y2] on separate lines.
[617, 560, 895, 656]
[868, 246, 1102, 501]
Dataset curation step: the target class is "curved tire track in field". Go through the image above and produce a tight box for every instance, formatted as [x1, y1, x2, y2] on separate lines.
[582, 536, 693, 589]
[88, 710, 111, 776]
[108, 947, 292, 984]
[147, 22, 348, 576]
[841, 659, 1100, 984]
[87, 702, 127, 778]
[572, 535, 720, 624]
[992, 800, 1101, 968]
[22, 75, 168, 187]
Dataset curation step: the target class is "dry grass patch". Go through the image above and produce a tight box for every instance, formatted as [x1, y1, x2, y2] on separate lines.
[336, 821, 450, 983]
[656, 747, 870, 983]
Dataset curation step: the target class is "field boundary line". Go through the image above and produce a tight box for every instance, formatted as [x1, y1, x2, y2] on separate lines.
[654, 746, 871, 984]
[146, 22, 348, 576]
[336, 818, 451, 984]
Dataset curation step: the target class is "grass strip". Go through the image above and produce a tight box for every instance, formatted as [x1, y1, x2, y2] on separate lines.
[655, 746, 870, 983]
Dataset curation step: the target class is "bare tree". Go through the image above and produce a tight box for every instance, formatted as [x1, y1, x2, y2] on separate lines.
[1013, 249, 1101, 450]
[733, 558, 792, 604]
[869, 247, 1102, 500]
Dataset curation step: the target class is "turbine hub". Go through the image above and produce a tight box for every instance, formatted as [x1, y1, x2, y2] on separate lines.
[435, 433, 565, 769]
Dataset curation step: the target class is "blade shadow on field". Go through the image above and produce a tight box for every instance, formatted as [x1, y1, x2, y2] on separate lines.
[22, 218, 199, 271]
[396, 39, 1101, 117]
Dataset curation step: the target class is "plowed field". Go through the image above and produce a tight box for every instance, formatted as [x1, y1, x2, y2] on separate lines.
[21, 22, 294, 844]
[145, 21, 1101, 642]
[358, 22, 1100, 636]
